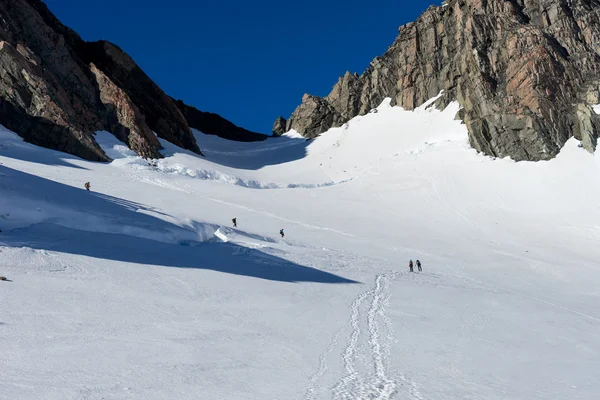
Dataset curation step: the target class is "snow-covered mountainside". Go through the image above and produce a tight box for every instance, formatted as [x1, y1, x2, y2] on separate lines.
[279, 0, 600, 162]
[2, 99, 600, 400]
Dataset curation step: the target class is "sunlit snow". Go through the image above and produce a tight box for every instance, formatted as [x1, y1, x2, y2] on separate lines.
[1, 98, 599, 400]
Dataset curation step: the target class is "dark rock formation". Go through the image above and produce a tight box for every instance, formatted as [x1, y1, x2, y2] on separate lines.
[90, 63, 162, 159]
[83, 41, 202, 154]
[282, 0, 600, 161]
[287, 94, 344, 138]
[0, 0, 255, 160]
[272, 116, 287, 136]
[0, 1, 108, 160]
[173, 99, 269, 142]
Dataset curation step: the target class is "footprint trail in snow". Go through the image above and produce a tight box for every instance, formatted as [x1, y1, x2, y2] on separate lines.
[305, 272, 422, 400]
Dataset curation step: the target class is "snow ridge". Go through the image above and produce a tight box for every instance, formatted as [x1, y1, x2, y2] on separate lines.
[146, 163, 350, 189]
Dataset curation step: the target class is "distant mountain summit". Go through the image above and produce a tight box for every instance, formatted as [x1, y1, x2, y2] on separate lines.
[277, 0, 600, 161]
[0, 0, 266, 161]
[172, 99, 268, 143]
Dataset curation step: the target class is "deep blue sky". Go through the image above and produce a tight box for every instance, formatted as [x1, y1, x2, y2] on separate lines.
[45, 0, 434, 133]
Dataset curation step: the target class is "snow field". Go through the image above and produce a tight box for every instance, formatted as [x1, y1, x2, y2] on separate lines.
[1, 98, 600, 399]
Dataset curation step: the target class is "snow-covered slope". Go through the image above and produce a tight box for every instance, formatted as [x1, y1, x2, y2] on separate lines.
[1, 99, 600, 400]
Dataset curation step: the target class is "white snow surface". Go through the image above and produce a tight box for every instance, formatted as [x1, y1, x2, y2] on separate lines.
[593, 104, 600, 115]
[1, 99, 600, 400]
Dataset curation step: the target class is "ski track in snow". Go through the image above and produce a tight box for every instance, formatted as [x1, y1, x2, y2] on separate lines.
[365, 275, 399, 399]
[303, 272, 420, 400]
[304, 327, 344, 400]
[305, 271, 426, 400]
[331, 282, 377, 400]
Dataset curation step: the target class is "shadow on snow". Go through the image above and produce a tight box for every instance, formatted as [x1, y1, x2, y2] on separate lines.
[0, 166, 357, 284]
[0, 128, 89, 170]
[188, 132, 313, 170]
[3, 224, 357, 284]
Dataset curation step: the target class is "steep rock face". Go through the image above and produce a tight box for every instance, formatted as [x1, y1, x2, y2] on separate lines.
[90, 64, 162, 159]
[283, 0, 600, 161]
[83, 41, 202, 154]
[272, 116, 287, 136]
[0, 1, 108, 160]
[288, 94, 344, 138]
[0, 0, 209, 161]
[173, 99, 269, 142]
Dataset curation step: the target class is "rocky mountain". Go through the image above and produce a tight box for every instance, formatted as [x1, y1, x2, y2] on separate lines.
[173, 99, 269, 142]
[0, 0, 264, 161]
[278, 0, 600, 161]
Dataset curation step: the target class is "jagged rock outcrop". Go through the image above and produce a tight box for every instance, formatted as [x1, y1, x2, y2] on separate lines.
[0, 1, 108, 160]
[0, 0, 254, 160]
[282, 0, 600, 161]
[272, 116, 287, 136]
[287, 94, 344, 138]
[90, 63, 162, 159]
[173, 99, 269, 142]
[83, 41, 202, 154]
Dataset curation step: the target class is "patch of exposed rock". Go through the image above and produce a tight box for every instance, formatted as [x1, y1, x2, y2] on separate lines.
[272, 116, 287, 136]
[83, 41, 202, 155]
[90, 64, 162, 159]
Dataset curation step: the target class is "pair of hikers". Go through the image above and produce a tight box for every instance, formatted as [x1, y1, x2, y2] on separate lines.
[232, 217, 285, 238]
[408, 259, 422, 272]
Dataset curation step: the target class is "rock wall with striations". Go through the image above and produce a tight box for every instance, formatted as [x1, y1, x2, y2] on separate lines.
[280, 0, 600, 161]
[0, 0, 108, 160]
[0, 0, 263, 161]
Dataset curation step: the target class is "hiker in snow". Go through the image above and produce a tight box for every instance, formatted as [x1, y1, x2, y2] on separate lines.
[409, 259, 414, 272]
[84, 182, 90, 191]
[232, 217, 237, 227]
[416, 259, 422, 272]
[280, 229, 284, 238]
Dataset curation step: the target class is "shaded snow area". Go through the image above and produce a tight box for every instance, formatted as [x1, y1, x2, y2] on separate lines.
[2, 98, 600, 400]
[94, 130, 342, 189]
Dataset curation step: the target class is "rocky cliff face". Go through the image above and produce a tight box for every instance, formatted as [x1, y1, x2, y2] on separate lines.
[82, 41, 202, 155]
[90, 63, 163, 159]
[281, 0, 600, 161]
[0, 0, 108, 160]
[0, 0, 262, 161]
